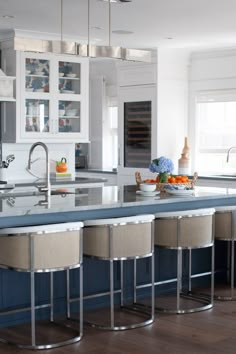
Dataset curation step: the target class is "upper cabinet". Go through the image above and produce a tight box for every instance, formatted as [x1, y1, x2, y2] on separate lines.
[1, 49, 89, 143]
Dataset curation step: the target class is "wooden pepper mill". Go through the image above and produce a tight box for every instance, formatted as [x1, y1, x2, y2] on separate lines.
[178, 137, 191, 175]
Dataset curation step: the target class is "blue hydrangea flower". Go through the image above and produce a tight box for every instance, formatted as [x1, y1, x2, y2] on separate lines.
[149, 156, 174, 174]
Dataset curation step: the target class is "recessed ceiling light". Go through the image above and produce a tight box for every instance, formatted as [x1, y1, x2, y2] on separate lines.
[2, 15, 15, 19]
[98, 0, 132, 3]
[91, 26, 104, 31]
[165, 37, 173, 40]
[112, 30, 133, 35]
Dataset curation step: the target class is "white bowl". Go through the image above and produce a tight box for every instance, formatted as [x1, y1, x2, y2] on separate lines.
[59, 72, 65, 77]
[35, 71, 44, 76]
[61, 89, 75, 94]
[66, 73, 77, 78]
[139, 183, 156, 192]
[25, 70, 31, 75]
[26, 87, 34, 92]
[65, 109, 78, 116]
[59, 109, 65, 116]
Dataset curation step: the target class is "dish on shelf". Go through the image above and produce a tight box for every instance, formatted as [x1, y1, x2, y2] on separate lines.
[61, 89, 75, 94]
[25, 70, 31, 75]
[136, 190, 160, 197]
[66, 73, 77, 78]
[34, 71, 45, 76]
[59, 72, 65, 77]
[26, 87, 34, 92]
[59, 109, 65, 116]
[36, 88, 44, 92]
[65, 109, 78, 116]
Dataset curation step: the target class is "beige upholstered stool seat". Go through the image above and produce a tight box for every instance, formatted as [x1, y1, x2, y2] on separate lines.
[0, 222, 84, 350]
[82, 214, 155, 330]
[84, 214, 154, 259]
[154, 208, 215, 314]
[214, 206, 236, 300]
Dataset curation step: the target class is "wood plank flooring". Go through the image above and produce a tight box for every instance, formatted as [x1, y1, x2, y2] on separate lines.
[0, 296, 236, 354]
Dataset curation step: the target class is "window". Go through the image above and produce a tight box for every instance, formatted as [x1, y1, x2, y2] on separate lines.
[195, 90, 236, 174]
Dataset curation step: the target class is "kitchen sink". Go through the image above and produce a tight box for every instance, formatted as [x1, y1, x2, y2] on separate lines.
[0, 187, 87, 198]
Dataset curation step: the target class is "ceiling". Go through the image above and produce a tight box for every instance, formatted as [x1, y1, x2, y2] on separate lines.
[0, 0, 236, 51]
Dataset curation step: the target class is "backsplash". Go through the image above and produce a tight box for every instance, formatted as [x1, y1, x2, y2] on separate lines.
[1, 143, 75, 182]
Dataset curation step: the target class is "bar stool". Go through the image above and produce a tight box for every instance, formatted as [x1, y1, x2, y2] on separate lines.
[154, 208, 215, 314]
[83, 214, 155, 330]
[0, 222, 83, 350]
[214, 206, 236, 300]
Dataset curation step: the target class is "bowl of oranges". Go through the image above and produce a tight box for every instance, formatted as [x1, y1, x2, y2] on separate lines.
[135, 172, 198, 192]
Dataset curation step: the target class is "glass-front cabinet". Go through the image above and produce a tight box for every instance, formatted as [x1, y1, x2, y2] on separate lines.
[1, 50, 89, 143]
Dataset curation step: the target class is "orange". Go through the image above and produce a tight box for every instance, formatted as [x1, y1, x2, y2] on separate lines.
[181, 176, 189, 183]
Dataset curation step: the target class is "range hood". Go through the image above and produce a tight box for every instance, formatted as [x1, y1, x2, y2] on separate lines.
[0, 69, 15, 102]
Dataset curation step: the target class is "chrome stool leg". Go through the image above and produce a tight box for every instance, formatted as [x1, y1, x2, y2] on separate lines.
[227, 241, 231, 283]
[110, 259, 115, 329]
[66, 269, 71, 318]
[79, 263, 83, 337]
[133, 258, 137, 304]
[188, 249, 192, 293]
[30, 236, 36, 347]
[30, 269, 36, 347]
[121, 260, 124, 307]
[177, 249, 182, 313]
[211, 243, 215, 305]
[50, 272, 54, 322]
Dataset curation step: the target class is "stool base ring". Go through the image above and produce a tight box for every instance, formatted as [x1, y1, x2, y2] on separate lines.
[85, 305, 154, 331]
[156, 292, 213, 314]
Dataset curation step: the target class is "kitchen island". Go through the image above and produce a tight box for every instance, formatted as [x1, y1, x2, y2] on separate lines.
[0, 184, 235, 227]
[0, 184, 234, 327]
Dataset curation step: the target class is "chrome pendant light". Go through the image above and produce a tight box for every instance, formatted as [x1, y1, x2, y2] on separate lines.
[14, 0, 151, 62]
[84, 0, 151, 62]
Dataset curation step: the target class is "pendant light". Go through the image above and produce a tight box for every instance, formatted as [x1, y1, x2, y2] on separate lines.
[82, 0, 151, 62]
[14, 0, 151, 62]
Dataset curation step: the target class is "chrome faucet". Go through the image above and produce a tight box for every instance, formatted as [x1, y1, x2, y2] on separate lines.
[226, 146, 236, 162]
[28, 142, 51, 199]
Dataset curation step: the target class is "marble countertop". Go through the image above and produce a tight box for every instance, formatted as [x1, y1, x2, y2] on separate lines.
[1, 184, 236, 220]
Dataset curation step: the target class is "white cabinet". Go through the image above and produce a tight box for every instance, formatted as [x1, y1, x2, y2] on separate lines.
[1, 50, 89, 143]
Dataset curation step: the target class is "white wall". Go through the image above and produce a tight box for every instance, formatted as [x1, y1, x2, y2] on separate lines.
[89, 59, 118, 170]
[89, 76, 105, 169]
[156, 48, 190, 173]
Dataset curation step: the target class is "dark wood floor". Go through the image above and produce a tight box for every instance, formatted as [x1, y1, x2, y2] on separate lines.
[0, 294, 236, 354]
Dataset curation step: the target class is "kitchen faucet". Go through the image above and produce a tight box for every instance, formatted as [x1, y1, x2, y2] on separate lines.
[28, 142, 51, 200]
[226, 146, 236, 162]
